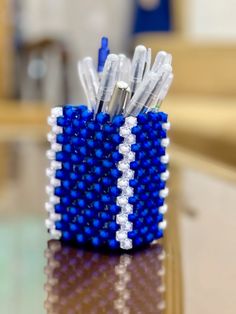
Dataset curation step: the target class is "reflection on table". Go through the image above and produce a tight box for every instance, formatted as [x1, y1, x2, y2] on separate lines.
[44, 240, 166, 314]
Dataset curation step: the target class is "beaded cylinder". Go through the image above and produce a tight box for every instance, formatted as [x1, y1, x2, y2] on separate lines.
[45, 105, 170, 250]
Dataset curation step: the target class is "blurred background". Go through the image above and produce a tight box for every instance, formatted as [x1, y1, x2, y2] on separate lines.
[0, 0, 236, 313]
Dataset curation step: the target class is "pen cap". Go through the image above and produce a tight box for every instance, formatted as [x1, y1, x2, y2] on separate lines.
[78, 57, 99, 109]
[107, 81, 130, 118]
[117, 54, 131, 83]
[159, 73, 174, 102]
[125, 71, 161, 117]
[130, 45, 147, 91]
[151, 51, 172, 73]
[97, 54, 119, 103]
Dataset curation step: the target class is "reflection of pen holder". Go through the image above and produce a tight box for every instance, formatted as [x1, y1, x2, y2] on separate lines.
[45, 105, 170, 250]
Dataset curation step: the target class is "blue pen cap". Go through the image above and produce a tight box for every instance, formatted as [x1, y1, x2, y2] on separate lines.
[97, 37, 110, 73]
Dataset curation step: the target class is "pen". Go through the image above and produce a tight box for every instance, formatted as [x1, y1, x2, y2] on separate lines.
[117, 54, 131, 83]
[78, 57, 99, 111]
[95, 54, 119, 114]
[130, 45, 147, 96]
[143, 48, 151, 78]
[151, 51, 172, 73]
[107, 81, 130, 118]
[97, 37, 110, 78]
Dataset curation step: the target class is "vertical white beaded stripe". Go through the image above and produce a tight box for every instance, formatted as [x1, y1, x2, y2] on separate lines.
[158, 121, 170, 231]
[116, 116, 137, 250]
[45, 107, 63, 240]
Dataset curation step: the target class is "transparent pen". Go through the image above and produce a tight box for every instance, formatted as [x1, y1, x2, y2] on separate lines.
[117, 54, 131, 83]
[95, 54, 119, 115]
[143, 48, 151, 78]
[151, 51, 172, 73]
[130, 45, 147, 96]
[78, 57, 99, 111]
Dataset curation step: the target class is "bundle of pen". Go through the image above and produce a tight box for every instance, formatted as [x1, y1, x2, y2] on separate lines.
[45, 37, 173, 250]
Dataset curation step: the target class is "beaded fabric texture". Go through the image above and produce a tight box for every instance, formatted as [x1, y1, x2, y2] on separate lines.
[45, 105, 170, 250]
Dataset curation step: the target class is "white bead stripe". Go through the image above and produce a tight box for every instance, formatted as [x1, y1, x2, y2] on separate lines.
[45, 107, 63, 239]
[116, 117, 137, 250]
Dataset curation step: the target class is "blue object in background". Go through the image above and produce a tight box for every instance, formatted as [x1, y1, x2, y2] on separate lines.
[133, 0, 172, 33]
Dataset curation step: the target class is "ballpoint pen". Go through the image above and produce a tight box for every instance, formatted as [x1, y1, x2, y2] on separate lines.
[141, 64, 173, 113]
[151, 72, 174, 112]
[107, 81, 130, 118]
[117, 54, 131, 83]
[143, 48, 151, 78]
[97, 37, 110, 78]
[95, 54, 119, 114]
[130, 45, 147, 96]
[151, 51, 172, 73]
[78, 57, 99, 111]
[124, 64, 172, 117]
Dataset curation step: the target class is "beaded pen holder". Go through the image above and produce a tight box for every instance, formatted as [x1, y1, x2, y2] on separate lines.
[45, 105, 170, 250]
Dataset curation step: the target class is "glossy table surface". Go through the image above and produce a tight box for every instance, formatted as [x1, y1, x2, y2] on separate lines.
[1, 205, 182, 314]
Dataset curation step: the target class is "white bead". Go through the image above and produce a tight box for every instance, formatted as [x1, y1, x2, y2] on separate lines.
[120, 239, 132, 250]
[118, 160, 130, 172]
[45, 202, 54, 212]
[46, 185, 54, 195]
[49, 213, 61, 221]
[119, 127, 131, 137]
[161, 170, 170, 181]
[51, 143, 62, 152]
[123, 169, 134, 180]
[49, 195, 60, 204]
[159, 220, 167, 230]
[117, 178, 129, 189]
[51, 107, 62, 117]
[160, 154, 169, 164]
[116, 214, 128, 224]
[124, 151, 135, 162]
[120, 221, 132, 232]
[47, 116, 56, 126]
[50, 161, 61, 170]
[123, 186, 133, 197]
[50, 228, 62, 239]
[123, 203, 133, 214]
[159, 188, 169, 198]
[125, 116, 137, 127]
[124, 134, 135, 144]
[162, 122, 171, 130]
[161, 138, 170, 147]
[46, 150, 55, 160]
[159, 204, 168, 214]
[50, 178, 60, 187]
[119, 144, 130, 154]
[116, 196, 128, 206]
[52, 125, 63, 134]
[46, 167, 54, 178]
[47, 132, 56, 142]
[45, 219, 54, 229]
[116, 230, 127, 241]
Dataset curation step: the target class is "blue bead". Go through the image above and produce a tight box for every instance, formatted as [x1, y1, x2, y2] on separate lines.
[101, 177, 111, 186]
[76, 234, 85, 243]
[132, 125, 142, 135]
[137, 113, 148, 124]
[77, 199, 85, 207]
[94, 166, 102, 176]
[100, 230, 109, 239]
[70, 190, 80, 199]
[100, 212, 110, 221]
[84, 226, 93, 236]
[79, 146, 87, 156]
[62, 214, 70, 222]
[95, 149, 103, 158]
[102, 160, 113, 168]
[92, 237, 101, 247]
[96, 112, 110, 124]
[93, 201, 102, 210]
[84, 174, 95, 183]
[111, 134, 122, 144]
[131, 143, 141, 152]
[70, 172, 79, 181]
[146, 233, 154, 242]
[110, 168, 121, 179]
[133, 237, 143, 247]
[57, 116, 68, 127]
[101, 194, 111, 203]
[80, 128, 89, 138]
[85, 209, 93, 218]
[128, 230, 138, 239]
[92, 219, 101, 228]
[63, 144, 72, 153]
[55, 204, 64, 214]
[55, 169, 67, 180]
[64, 126, 73, 135]
[70, 223, 78, 232]
[103, 142, 113, 151]
[77, 164, 87, 174]
[95, 131, 104, 141]
[109, 221, 119, 231]
[85, 191, 94, 200]
[62, 180, 71, 189]
[62, 231, 72, 241]
[93, 183, 102, 193]
[108, 239, 119, 249]
[77, 215, 85, 224]
[82, 110, 93, 120]
[63, 105, 77, 118]
[112, 115, 125, 127]
[111, 151, 122, 162]
[71, 154, 83, 164]
[77, 181, 86, 191]
[87, 139, 95, 148]
[69, 207, 78, 215]
[109, 204, 120, 214]
[56, 134, 68, 144]
[55, 221, 63, 230]
[61, 196, 70, 205]
[110, 186, 120, 197]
